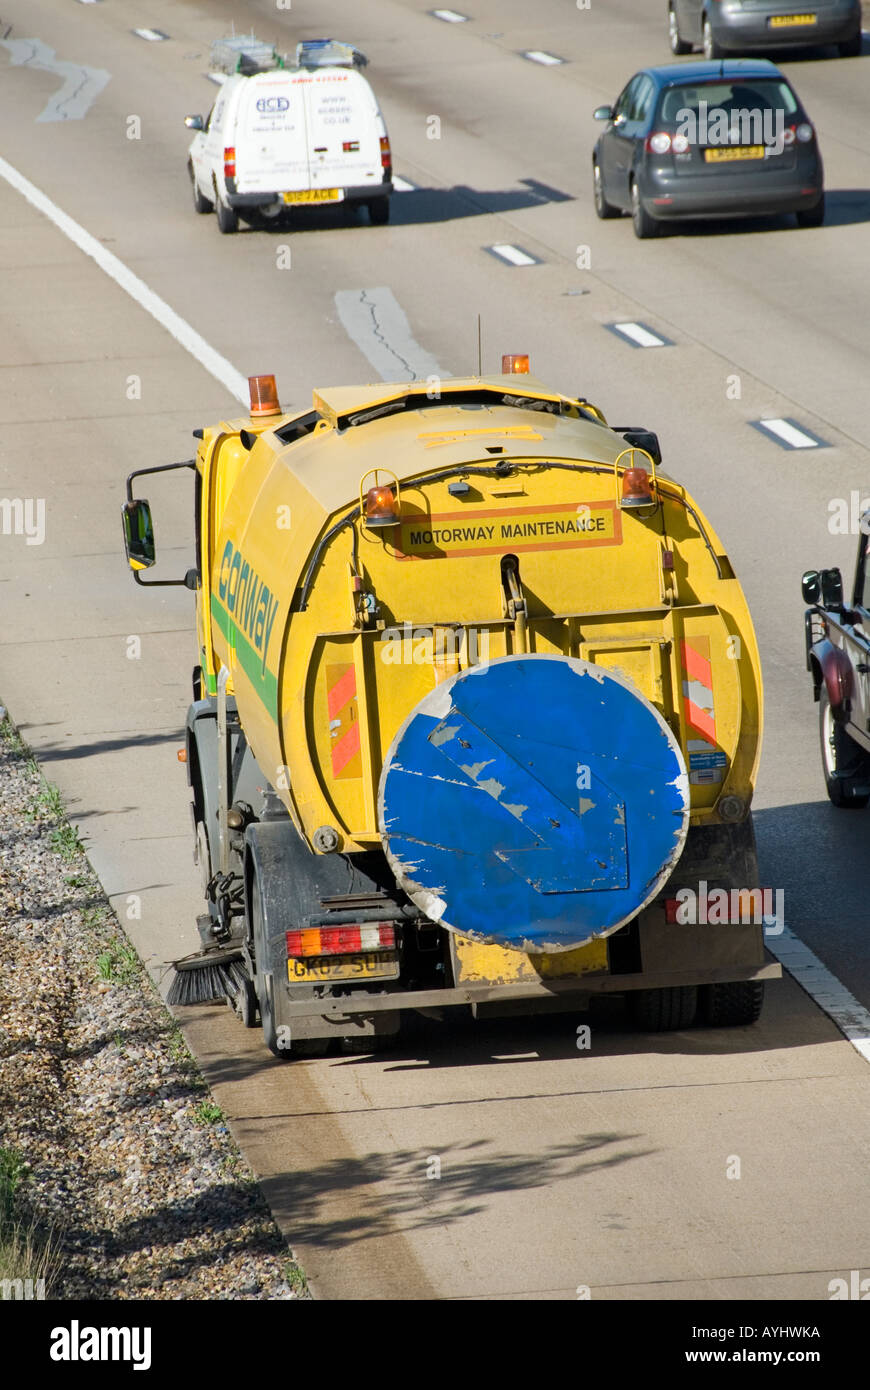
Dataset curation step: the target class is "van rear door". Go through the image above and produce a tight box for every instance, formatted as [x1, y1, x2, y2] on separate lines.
[236, 74, 310, 194]
[303, 68, 384, 196]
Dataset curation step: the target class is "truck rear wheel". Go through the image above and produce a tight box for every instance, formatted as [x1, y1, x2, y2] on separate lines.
[700, 981, 764, 1027]
[250, 868, 292, 1059]
[820, 686, 870, 808]
[216, 193, 239, 235]
[629, 986, 697, 1031]
[368, 197, 390, 225]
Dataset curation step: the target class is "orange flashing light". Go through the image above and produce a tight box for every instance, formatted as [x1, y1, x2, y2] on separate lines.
[365, 484, 399, 527]
[502, 354, 530, 375]
[248, 374, 281, 417]
[621, 467, 653, 506]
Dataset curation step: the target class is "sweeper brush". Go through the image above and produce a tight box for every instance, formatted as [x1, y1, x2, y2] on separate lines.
[166, 948, 248, 1006]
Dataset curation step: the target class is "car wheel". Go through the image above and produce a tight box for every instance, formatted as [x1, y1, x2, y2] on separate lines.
[669, 6, 692, 54]
[189, 164, 213, 214]
[838, 32, 862, 56]
[820, 685, 870, 808]
[702, 17, 724, 59]
[796, 193, 825, 228]
[631, 180, 660, 239]
[215, 191, 239, 235]
[368, 196, 390, 225]
[593, 161, 620, 219]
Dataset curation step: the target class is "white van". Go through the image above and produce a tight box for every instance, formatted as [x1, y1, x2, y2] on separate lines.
[186, 39, 393, 233]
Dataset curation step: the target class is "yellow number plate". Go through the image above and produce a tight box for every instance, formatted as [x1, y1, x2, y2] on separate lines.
[769, 13, 817, 25]
[283, 188, 341, 204]
[704, 146, 765, 162]
[288, 951, 399, 983]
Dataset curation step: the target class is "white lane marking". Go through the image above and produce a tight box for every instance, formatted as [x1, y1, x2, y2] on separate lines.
[0, 154, 249, 405]
[609, 321, 669, 348]
[133, 28, 169, 42]
[205, 71, 227, 85]
[0, 38, 110, 122]
[431, 9, 469, 21]
[392, 175, 417, 192]
[522, 50, 564, 65]
[769, 926, 870, 1066]
[334, 288, 445, 382]
[755, 417, 824, 449]
[487, 243, 539, 266]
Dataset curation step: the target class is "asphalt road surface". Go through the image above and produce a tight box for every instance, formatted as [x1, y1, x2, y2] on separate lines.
[1, 0, 869, 1300]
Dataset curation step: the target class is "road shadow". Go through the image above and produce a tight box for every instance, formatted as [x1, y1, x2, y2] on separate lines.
[234, 176, 574, 234]
[658, 188, 870, 238]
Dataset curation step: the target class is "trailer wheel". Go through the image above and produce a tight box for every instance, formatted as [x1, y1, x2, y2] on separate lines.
[820, 687, 870, 808]
[629, 986, 697, 1031]
[700, 981, 764, 1027]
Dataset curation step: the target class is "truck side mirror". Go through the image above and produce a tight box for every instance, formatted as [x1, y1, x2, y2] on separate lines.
[820, 567, 843, 607]
[620, 429, 661, 466]
[184, 114, 204, 131]
[122, 500, 156, 571]
[593, 105, 614, 122]
[801, 570, 821, 604]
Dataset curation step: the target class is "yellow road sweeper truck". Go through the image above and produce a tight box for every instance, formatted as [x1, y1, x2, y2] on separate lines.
[122, 358, 779, 1055]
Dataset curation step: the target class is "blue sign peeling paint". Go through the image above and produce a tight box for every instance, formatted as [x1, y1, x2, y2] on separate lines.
[378, 655, 689, 951]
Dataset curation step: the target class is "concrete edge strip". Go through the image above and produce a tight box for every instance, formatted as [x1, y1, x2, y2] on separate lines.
[767, 925, 870, 1066]
[0, 153, 249, 405]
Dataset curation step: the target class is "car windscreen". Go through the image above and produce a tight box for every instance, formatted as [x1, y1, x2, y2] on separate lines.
[656, 79, 800, 129]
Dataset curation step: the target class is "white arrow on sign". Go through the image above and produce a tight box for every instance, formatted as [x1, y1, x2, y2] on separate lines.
[0, 38, 110, 122]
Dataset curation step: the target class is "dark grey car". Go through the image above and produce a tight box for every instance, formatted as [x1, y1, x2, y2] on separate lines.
[592, 61, 825, 238]
[668, 0, 862, 59]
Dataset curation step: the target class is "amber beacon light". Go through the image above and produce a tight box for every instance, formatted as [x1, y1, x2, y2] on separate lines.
[248, 374, 281, 418]
[502, 353, 530, 375]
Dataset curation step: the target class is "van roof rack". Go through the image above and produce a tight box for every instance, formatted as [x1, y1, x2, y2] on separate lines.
[294, 39, 368, 69]
[210, 34, 284, 77]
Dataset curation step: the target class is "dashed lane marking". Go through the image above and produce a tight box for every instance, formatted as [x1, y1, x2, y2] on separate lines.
[752, 417, 828, 450]
[607, 321, 672, 348]
[486, 243, 541, 266]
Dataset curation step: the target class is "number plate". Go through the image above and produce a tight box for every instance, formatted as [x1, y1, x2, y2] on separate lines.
[287, 951, 399, 983]
[283, 188, 341, 204]
[769, 13, 817, 25]
[704, 146, 766, 162]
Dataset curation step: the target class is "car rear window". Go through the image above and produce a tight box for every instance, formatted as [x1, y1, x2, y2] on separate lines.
[656, 79, 800, 127]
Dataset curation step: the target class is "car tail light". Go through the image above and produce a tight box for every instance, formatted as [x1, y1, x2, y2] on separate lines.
[380, 135, 391, 170]
[286, 924, 397, 957]
[223, 146, 236, 177]
[671, 133, 690, 154]
[343, 140, 360, 153]
[645, 131, 672, 154]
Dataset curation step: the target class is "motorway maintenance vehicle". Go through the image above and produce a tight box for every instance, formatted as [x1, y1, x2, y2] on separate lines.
[802, 535, 870, 808]
[122, 359, 780, 1056]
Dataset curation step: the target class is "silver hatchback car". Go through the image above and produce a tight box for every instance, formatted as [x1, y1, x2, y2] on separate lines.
[668, 0, 863, 59]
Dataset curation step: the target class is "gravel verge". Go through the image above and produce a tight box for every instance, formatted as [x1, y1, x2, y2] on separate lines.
[0, 706, 309, 1300]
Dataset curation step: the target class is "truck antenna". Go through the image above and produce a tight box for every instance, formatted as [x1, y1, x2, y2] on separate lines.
[477, 314, 482, 376]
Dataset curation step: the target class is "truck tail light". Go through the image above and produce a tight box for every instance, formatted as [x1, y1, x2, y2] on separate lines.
[223, 146, 236, 177]
[286, 924, 397, 957]
[380, 135, 391, 170]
